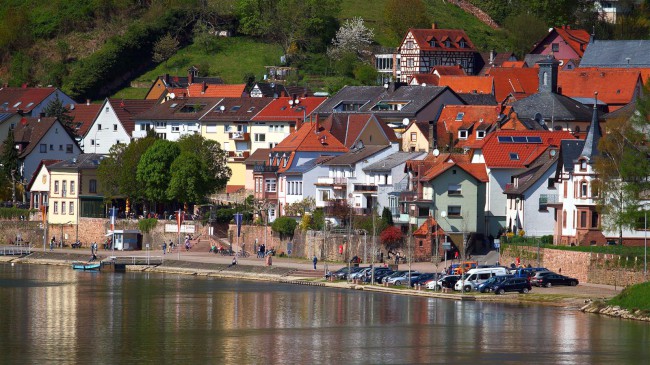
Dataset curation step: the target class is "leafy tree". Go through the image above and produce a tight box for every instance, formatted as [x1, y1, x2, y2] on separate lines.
[381, 207, 394, 226]
[193, 20, 219, 53]
[504, 12, 548, 58]
[176, 134, 231, 195]
[353, 63, 379, 85]
[284, 197, 316, 216]
[299, 212, 312, 231]
[327, 17, 374, 62]
[167, 152, 209, 203]
[271, 216, 298, 239]
[152, 33, 180, 65]
[42, 94, 75, 132]
[383, 0, 430, 42]
[214, 208, 234, 224]
[380, 225, 403, 251]
[136, 139, 180, 204]
[9, 52, 33, 87]
[310, 208, 325, 231]
[0, 132, 19, 202]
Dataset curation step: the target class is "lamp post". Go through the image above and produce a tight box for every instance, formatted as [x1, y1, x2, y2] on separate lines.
[637, 204, 648, 280]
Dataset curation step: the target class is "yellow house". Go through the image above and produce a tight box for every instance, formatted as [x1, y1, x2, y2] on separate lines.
[48, 154, 105, 227]
[402, 121, 434, 152]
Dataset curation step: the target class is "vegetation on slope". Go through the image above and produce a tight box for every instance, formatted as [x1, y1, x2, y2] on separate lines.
[608, 282, 650, 312]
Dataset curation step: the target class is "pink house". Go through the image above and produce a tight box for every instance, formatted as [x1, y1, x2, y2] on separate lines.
[530, 26, 591, 60]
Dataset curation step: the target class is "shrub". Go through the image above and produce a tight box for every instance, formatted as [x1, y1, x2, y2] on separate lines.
[138, 218, 158, 234]
[271, 217, 298, 240]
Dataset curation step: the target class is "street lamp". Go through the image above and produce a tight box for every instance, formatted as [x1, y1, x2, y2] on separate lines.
[639, 204, 648, 279]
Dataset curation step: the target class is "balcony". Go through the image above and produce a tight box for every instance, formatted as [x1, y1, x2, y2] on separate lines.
[253, 164, 279, 173]
[228, 132, 250, 141]
[227, 150, 250, 161]
[399, 191, 424, 202]
[542, 194, 560, 208]
[316, 176, 347, 186]
[353, 184, 377, 193]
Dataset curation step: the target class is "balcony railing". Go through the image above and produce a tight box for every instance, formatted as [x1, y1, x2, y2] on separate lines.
[353, 184, 377, 193]
[316, 177, 347, 185]
[399, 191, 423, 202]
[253, 164, 279, 173]
[227, 150, 250, 161]
[228, 132, 250, 141]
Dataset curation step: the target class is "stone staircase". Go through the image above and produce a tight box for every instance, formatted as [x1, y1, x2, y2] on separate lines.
[287, 269, 326, 278]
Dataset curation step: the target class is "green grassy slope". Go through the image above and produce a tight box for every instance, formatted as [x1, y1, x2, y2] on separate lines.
[608, 282, 650, 312]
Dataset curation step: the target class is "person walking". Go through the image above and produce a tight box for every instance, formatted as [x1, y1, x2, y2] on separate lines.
[313, 255, 318, 270]
[50, 237, 55, 251]
[162, 242, 167, 255]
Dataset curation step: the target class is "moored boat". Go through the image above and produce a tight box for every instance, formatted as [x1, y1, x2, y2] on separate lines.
[72, 262, 101, 271]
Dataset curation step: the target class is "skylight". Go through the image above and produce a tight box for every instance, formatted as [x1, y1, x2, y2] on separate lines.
[26, 102, 34, 108]
[13, 102, 21, 108]
[247, 107, 255, 112]
[455, 112, 465, 121]
[170, 103, 178, 108]
[231, 106, 241, 112]
[509, 153, 520, 160]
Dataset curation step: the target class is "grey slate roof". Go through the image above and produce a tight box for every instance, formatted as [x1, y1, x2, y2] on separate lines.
[513, 92, 594, 121]
[363, 151, 427, 172]
[580, 40, 650, 68]
[505, 150, 558, 195]
[48, 153, 105, 170]
[559, 139, 585, 173]
[458, 93, 497, 105]
[323, 145, 390, 166]
[580, 104, 601, 162]
[603, 101, 636, 121]
[284, 155, 334, 175]
[523, 54, 548, 68]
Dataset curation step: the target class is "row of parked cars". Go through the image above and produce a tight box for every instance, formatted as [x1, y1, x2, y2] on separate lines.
[327, 265, 579, 295]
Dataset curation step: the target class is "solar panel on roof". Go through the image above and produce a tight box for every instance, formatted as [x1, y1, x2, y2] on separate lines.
[513, 136, 527, 143]
[498, 136, 513, 143]
[527, 136, 542, 143]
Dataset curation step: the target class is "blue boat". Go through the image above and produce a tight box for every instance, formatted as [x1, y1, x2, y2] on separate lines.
[72, 262, 101, 271]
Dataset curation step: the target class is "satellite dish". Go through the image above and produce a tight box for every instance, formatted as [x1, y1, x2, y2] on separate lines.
[433, 149, 440, 157]
[288, 100, 294, 106]
[219, 105, 225, 111]
[169, 93, 176, 99]
[402, 118, 410, 126]
[441, 211, 447, 218]
[550, 149, 557, 157]
[422, 83, 427, 87]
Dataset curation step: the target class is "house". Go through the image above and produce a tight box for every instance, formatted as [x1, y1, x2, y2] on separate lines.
[0, 87, 76, 117]
[319, 113, 399, 149]
[145, 67, 223, 101]
[478, 51, 518, 74]
[200, 97, 273, 192]
[83, 99, 157, 154]
[580, 40, 650, 68]
[437, 75, 494, 95]
[413, 216, 447, 261]
[398, 24, 482, 82]
[557, 69, 643, 112]
[503, 146, 560, 237]
[26, 159, 60, 212]
[47, 154, 105, 228]
[12, 117, 82, 194]
[374, 50, 401, 83]
[435, 105, 502, 151]
[594, 1, 644, 23]
[243, 148, 271, 192]
[249, 82, 313, 98]
[402, 120, 435, 153]
[67, 101, 101, 149]
[530, 26, 591, 59]
[484, 67, 539, 103]
[471, 129, 576, 238]
[133, 97, 221, 141]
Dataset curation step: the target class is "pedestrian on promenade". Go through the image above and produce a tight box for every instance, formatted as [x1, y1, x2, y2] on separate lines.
[230, 256, 237, 267]
[169, 240, 173, 253]
[395, 252, 400, 265]
[265, 252, 272, 266]
[313, 255, 318, 270]
[50, 237, 55, 251]
[162, 242, 167, 255]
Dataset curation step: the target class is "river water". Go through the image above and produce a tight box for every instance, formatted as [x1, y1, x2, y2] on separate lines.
[1, 263, 648, 364]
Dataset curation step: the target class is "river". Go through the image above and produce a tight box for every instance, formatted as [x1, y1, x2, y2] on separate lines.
[0, 263, 648, 364]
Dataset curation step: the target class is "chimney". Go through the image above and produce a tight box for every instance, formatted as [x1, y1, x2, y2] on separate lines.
[295, 118, 302, 132]
[489, 50, 495, 65]
[164, 74, 170, 84]
[40, 112, 45, 118]
[428, 120, 436, 152]
[432, 23, 437, 29]
[202, 81, 207, 94]
[86, 99, 90, 106]
[187, 69, 194, 85]
[537, 55, 559, 93]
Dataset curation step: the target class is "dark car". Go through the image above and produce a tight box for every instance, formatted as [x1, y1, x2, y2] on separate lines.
[326, 267, 350, 280]
[362, 267, 394, 283]
[438, 274, 462, 290]
[477, 275, 514, 293]
[536, 274, 579, 288]
[410, 273, 436, 287]
[334, 266, 364, 280]
[373, 269, 395, 283]
[511, 267, 549, 279]
[493, 278, 532, 294]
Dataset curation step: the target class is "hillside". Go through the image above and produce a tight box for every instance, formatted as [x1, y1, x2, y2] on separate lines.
[0, 0, 511, 100]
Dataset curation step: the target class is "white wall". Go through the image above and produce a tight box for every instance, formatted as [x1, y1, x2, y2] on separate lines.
[82, 100, 132, 154]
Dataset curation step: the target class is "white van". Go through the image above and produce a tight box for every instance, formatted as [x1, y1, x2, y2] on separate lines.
[454, 267, 508, 292]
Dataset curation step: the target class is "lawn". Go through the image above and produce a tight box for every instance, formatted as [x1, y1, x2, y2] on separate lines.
[608, 282, 650, 312]
[111, 87, 149, 100]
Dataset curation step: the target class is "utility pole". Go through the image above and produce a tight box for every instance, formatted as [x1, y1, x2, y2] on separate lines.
[371, 195, 377, 285]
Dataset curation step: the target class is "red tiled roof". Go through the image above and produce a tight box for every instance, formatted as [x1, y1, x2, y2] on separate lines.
[320, 114, 398, 148]
[436, 105, 502, 149]
[0, 87, 56, 113]
[225, 185, 245, 193]
[432, 65, 466, 76]
[414, 217, 446, 236]
[108, 99, 157, 133]
[500, 61, 526, 68]
[484, 68, 539, 103]
[437, 75, 494, 94]
[554, 27, 591, 57]
[407, 28, 477, 52]
[410, 74, 440, 85]
[558, 69, 641, 106]
[418, 153, 487, 183]
[67, 103, 101, 137]
[273, 122, 348, 153]
[576, 67, 650, 85]
[481, 130, 576, 168]
[252, 96, 327, 122]
[186, 84, 246, 98]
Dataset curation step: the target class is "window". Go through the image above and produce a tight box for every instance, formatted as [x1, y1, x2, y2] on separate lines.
[50, 144, 54, 151]
[581, 182, 588, 197]
[69, 202, 74, 215]
[59, 145, 63, 151]
[448, 184, 462, 195]
[581, 211, 587, 228]
[320, 190, 330, 201]
[419, 240, 423, 247]
[265, 178, 276, 192]
[456, 112, 465, 121]
[509, 153, 520, 160]
[298, 182, 302, 195]
[539, 194, 548, 211]
[62, 181, 67, 197]
[459, 40, 466, 48]
[70, 181, 75, 195]
[61, 202, 66, 215]
[113, 124, 118, 131]
[89, 179, 97, 193]
[411, 132, 417, 142]
[543, 72, 548, 86]
[105, 107, 109, 113]
[458, 130, 468, 139]
[206, 124, 217, 133]
[171, 123, 180, 132]
[98, 124, 102, 130]
[406, 40, 414, 49]
[255, 133, 266, 142]
[54, 181, 59, 194]
[551, 43, 559, 52]
[562, 210, 567, 228]
[66, 144, 73, 153]
[445, 40, 450, 47]
[447, 206, 462, 217]
[429, 40, 436, 47]
[40, 144, 47, 153]
[156, 133, 166, 139]
[592, 212, 599, 228]
[548, 178, 555, 189]
[476, 130, 485, 139]
[155, 122, 166, 128]
[54, 202, 58, 214]
[580, 159, 587, 171]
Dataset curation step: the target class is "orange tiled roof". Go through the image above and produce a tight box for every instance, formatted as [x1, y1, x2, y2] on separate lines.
[187, 83, 246, 98]
[407, 28, 477, 52]
[501, 61, 526, 68]
[252, 96, 327, 122]
[410, 74, 440, 85]
[273, 122, 348, 153]
[431, 65, 467, 76]
[0, 87, 57, 113]
[554, 27, 590, 57]
[484, 68, 539, 103]
[481, 130, 575, 168]
[577, 67, 650, 86]
[436, 105, 501, 149]
[414, 217, 446, 236]
[558, 69, 642, 106]
[437, 75, 493, 94]
[67, 103, 101, 137]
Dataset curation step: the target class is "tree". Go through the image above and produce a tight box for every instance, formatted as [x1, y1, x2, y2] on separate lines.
[42, 94, 74, 132]
[271, 216, 298, 240]
[383, 0, 430, 42]
[381, 207, 394, 226]
[380, 225, 403, 252]
[176, 134, 231, 195]
[0, 132, 19, 203]
[284, 197, 316, 216]
[136, 139, 180, 204]
[152, 33, 179, 65]
[193, 20, 219, 53]
[504, 12, 549, 58]
[327, 17, 374, 62]
[166, 152, 209, 203]
[310, 208, 325, 231]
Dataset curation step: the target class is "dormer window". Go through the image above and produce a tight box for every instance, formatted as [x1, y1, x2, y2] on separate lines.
[476, 130, 485, 139]
[580, 159, 587, 171]
[459, 40, 466, 48]
[458, 130, 468, 139]
[445, 40, 451, 48]
[429, 40, 436, 47]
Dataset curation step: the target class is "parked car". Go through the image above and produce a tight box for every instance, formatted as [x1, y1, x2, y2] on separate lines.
[349, 267, 371, 281]
[493, 278, 533, 294]
[325, 267, 348, 279]
[374, 269, 395, 284]
[454, 267, 509, 292]
[382, 270, 409, 284]
[529, 271, 554, 286]
[536, 274, 579, 287]
[510, 267, 550, 278]
[335, 266, 364, 280]
[426, 275, 461, 290]
[410, 273, 436, 287]
[361, 267, 393, 283]
[477, 275, 514, 293]
[453, 261, 479, 274]
[387, 271, 420, 286]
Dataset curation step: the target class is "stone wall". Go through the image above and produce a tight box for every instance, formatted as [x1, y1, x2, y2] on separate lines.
[501, 245, 646, 287]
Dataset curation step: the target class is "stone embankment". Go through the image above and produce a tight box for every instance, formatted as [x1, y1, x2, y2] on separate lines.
[581, 301, 650, 322]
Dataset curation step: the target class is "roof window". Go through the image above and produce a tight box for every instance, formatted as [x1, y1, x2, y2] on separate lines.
[509, 153, 520, 160]
[13, 102, 21, 108]
[231, 106, 241, 112]
[455, 112, 465, 121]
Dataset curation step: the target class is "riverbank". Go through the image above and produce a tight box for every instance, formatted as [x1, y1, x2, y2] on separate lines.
[1, 249, 623, 310]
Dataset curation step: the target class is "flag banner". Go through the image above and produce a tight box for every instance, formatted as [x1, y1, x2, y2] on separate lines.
[234, 213, 243, 237]
[177, 210, 183, 233]
[109, 207, 118, 231]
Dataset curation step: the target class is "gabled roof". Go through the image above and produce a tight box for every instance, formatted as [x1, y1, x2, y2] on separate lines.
[323, 145, 390, 166]
[558, 69, 641, 106]
[272, 123, 348, 153]
[531, 26, 590, 57]
[504, 148, 559, 195]
[437, 75, 493, 94]
[559, 139, 585, 173]
[580, 40, 650, 68]
[512, 92, 594, 122]
[13, 117, 76, 158]
[252, 96, 326, 122]
[313, 86, 386, 115]
[458, 93, 497, 105]
[244, 148, 271, 166]
[186, 83, 246, 98]
[48, 153, 105, 171]
[484, 67, 539, 102]
[0, 87, 58, 113]
[135, 98, 221, 121]
[410, 74, 440, 85]
[107, 99, 157, 133]
[284, 155, 334, 175]
[67, 103, 102, 137]
[251, 82, 290, 97]
[418, 153, 488, 182]
[431, 65, 467, 76]
[160, 74, 223, 88]
[363, 151, 426, 172]
[480, 130, 575, 168]
[436, 105, 502, 149]
[319, 113, 398, 148]
[200, 97, 272, 122]
[405, 28, 477, 52]
[413, 217, 446, 237]
[26, 159, 60, 191]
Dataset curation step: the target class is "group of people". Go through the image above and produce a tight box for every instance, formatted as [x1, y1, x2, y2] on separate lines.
[257, 243, 266, 258]
[161, 240, 175, 254]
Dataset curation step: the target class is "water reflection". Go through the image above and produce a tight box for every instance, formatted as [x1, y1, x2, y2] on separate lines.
[1, 263, 649, 364]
